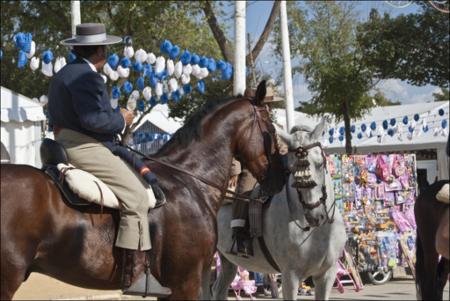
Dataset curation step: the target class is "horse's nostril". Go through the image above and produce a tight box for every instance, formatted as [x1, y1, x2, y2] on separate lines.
[320, 214, 324, 220]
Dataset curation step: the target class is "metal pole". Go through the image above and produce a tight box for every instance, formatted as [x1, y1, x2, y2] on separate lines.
[280, 1, 295, 131]
[233, 1, 246, 96]
[71, 1, 81, 37]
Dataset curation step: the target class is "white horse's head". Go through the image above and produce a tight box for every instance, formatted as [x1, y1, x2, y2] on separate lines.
[276, 116, 330, 227]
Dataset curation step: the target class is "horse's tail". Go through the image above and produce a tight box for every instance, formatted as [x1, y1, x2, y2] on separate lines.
[415, 233, 425, 299]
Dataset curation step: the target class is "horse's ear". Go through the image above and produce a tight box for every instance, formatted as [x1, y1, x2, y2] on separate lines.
[253, 80, 267, 106]
[275, 124, 292, 147]
[309, 116, 328, 141]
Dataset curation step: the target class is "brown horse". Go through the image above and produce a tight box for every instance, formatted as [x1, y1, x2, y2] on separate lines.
[414, 180, 449, 300]
[0, 81, 286, 300]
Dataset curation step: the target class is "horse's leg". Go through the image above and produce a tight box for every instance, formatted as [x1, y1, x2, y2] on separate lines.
[211, 253, 237, 300]
[312, 264, 338, 301]
[436, 257, 450, 300]
[417, 233, 441, 300]
[281, 270, 300, 301]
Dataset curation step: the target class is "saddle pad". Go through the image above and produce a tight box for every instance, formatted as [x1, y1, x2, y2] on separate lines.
[57, 164, 156, 209]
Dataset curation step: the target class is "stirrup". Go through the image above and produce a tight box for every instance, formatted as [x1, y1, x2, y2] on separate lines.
[123, 269, 172, 297]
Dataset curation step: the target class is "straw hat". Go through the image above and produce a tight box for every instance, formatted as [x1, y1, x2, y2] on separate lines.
[61, 23, 122, 46]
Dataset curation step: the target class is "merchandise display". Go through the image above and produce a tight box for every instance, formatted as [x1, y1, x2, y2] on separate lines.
[327, 153, 417, 274]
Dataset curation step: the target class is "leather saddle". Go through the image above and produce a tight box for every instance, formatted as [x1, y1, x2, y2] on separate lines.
[40, 138, 91, 207]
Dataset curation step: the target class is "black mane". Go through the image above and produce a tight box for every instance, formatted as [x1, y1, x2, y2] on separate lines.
[157, 95, 243, 153]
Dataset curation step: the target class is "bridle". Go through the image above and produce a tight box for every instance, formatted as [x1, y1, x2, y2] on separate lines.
[286, 140, 336, 231]
[126, 97, 277, 203]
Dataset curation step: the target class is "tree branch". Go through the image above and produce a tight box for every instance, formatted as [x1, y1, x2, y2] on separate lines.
[246, 0, 281, 63]
[202, 1, 233, 62]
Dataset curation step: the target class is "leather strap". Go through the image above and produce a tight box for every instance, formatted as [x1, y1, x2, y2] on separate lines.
[257, 236, 281, 273]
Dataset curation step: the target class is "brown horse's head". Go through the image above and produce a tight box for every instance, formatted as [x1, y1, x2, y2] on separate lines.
[233, 80, 286, 196]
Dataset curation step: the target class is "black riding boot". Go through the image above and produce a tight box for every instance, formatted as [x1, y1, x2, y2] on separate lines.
[230, 226, 254, 258]
[121, 249, 172, 297]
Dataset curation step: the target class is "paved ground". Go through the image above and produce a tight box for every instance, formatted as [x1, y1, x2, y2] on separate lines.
[13, 273, 449, 300]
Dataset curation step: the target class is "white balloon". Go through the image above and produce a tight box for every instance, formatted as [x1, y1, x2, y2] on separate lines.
[41, 62, 53, 77]
[54, 57, 66, 74]
[117, 65, 130, 78]
[109, 70, 119, 81]
[174, 61, 183, 78]
[124, 46, 134, 58]
[26, 41, 36, 59]
[134, 48, 147, 63]
[168, 78, 178, 92]
[30, 57, 40, 71]
[155, 82, 163, 97]
[143, 87, 152, 101]
[198, 67, 209, 79]
[101, 74, 107, 84]
[146, 52, 156, 64]
[126, 98, 136, 111]
[155, 56, 166, 74]
[130, 90, 140, 100]
[182, 64, 192, 75]
[103, 63, 112, 75]
[39, 95, 48, 105]
[191, 64, 201, 78]
[181, 73, 190, 85]
[110, 98, 119, 109]
[166, 59, 175, 76]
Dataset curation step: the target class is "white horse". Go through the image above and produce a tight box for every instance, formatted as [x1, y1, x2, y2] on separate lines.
[209, 118, 347, 300]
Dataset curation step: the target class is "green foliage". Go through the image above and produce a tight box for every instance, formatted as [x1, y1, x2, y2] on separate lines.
[371, 89, 401, 106]
[274, 2, 378, 153]
[433, 87, 449, 102]
[357, 2, 449, 87]
[0, 1, 228, 118]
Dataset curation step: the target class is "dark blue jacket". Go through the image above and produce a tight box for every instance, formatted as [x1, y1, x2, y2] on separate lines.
[48, 57, 124, 142]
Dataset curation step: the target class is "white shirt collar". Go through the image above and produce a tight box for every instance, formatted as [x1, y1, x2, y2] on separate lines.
[81, 57, 97, 73]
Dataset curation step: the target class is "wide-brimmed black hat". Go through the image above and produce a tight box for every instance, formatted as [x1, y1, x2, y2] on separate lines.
[61, 23, 122, 46]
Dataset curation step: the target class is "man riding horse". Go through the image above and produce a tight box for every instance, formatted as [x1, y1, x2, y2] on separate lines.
[47, 23, 170, 297]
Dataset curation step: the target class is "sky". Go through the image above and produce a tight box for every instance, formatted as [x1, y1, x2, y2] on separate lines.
[220, 1, 445, 107]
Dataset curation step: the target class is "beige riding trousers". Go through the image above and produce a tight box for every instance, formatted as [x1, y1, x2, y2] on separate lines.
[56, 129, 151, 251]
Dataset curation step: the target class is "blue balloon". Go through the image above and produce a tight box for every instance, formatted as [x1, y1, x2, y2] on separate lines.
[0, 49, 3, 61]
[123, 36, 133, 46]
[370, 121, 376, 130]
[387, 129, 394, 136]
[133, 61, 143, 73]
[68, 51, 77, 63]
[169, 45, 180, 60]
[149, 97, 157, 107]
[414, 114, 420, 122]
[329, 137, 334, 144]
[439, 109, 445, 116]
[350, 125, 356, 133]
[180, 50, 191, 65]
[149, 74, 158, 88]
[160, 93, 168, 104]
[136, 77, 145, 91]
[199, 56, 209, 68]
[160, 40, 173, 54]
[172, 90, 180, 102]
[122, 81, 133, 95]
[402, 116, 408, 125]
[217, 60, 227, 71]
[137, 99, 145, 111]
[357, 133, 363, 139]
[329, 128, 335, 136]
[107, 54, 119, 69]
[338, 135, 344, 142]
[382, 120, 388, 130]
[190, 54, 200, 65]
[183, 84, 192, 94]
[207, 58, 216, 72]
[361, 124, 367, 132]
[339, 127, 345, 135]
[42, 49, 53, 64]
[442, 119, 448, 129]
[197, 80, 205, 94]
[423, 125, 429, 133]
[408, 125, 414, 133]
[17, 50, 27, 68]
[14, 32, 32, 53]
[112, 85, 121, 99]
[143, 64, 153, 78]
[390, 118, 396, 126]
[120, 57, 131, 68]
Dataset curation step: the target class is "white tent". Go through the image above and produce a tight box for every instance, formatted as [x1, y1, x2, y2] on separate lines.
[275, 101, 449, 181]
[1, 86, 46, 168]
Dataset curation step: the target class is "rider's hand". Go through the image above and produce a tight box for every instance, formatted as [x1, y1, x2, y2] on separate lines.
[120, 108, 134, 126]
[150, 181, 166, 205]
[229, 175, 239, 188]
